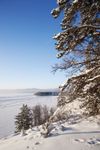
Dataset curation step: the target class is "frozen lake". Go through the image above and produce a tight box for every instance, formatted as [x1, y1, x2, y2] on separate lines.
[0, 89, 57, 138]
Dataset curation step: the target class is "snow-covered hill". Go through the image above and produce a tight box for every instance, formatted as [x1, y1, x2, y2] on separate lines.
[0, 86, 100, 150]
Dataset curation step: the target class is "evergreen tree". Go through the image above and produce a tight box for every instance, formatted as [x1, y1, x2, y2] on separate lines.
[15, 104, 33, 133]
[51, 0, 100, 73]
[51, 0, 100, 116]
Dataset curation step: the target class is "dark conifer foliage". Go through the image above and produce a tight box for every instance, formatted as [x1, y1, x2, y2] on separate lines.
[15, 104, 33, 133]
[51, 0, 100, 116]
[51, 0, 100, 73]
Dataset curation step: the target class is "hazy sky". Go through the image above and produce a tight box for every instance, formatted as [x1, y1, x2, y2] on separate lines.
[0, 0, 66, 89]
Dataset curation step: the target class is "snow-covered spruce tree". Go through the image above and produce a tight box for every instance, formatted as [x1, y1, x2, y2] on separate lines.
[15, 104, 33, 133]
[51, 0, 100, 116]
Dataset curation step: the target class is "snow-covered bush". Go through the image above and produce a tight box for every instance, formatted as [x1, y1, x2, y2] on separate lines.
[40, 122, 55, 138]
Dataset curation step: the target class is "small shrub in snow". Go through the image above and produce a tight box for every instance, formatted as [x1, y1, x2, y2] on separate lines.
[41, 122, 55, 138]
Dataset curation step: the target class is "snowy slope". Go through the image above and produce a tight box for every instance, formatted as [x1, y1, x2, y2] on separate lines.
[0, 118, 100, 150]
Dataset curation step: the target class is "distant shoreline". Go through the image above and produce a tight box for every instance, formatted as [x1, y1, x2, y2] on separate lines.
[34, 91, 59, 96]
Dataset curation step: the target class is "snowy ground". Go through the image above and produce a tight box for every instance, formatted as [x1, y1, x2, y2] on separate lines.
[0, 118, 100, 150]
